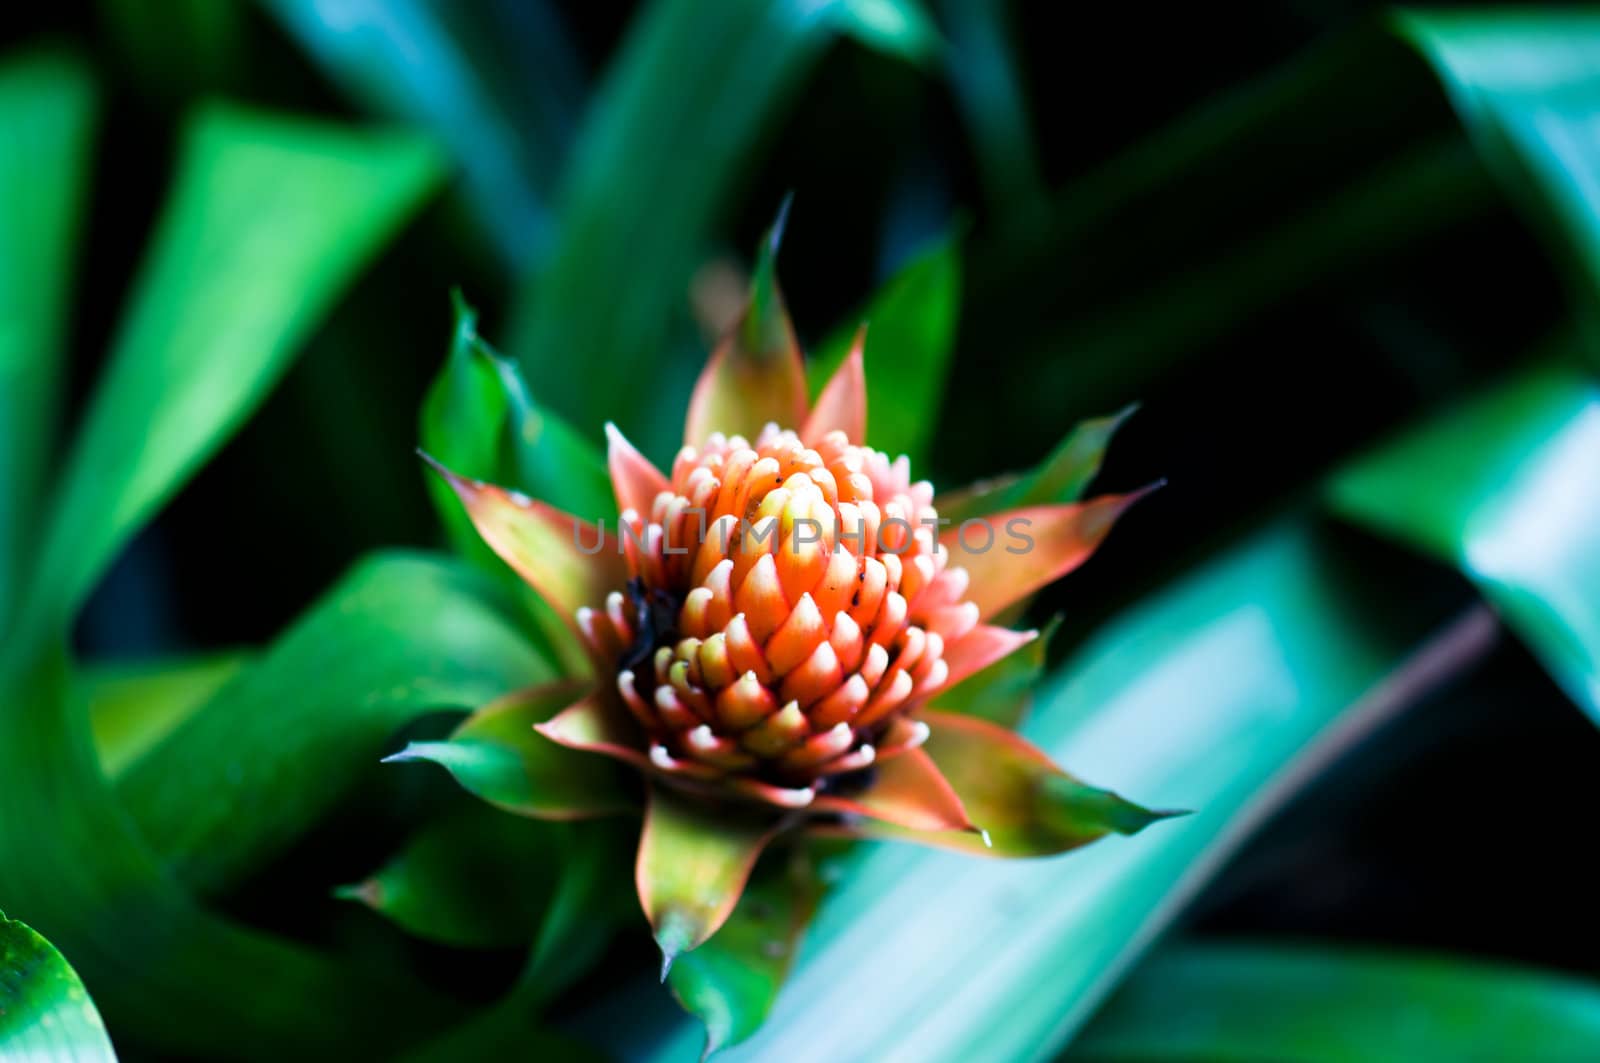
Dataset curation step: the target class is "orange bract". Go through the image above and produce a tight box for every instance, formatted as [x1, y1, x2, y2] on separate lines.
[580, 421, 974, 806]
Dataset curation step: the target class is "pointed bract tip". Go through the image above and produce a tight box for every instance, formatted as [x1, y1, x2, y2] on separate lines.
[380, 744, 422, 765]
[414, 448, 455, 482]
[659, 945, 676, 982]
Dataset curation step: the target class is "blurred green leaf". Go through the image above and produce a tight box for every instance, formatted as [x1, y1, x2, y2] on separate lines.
[388, 681, 634, 819]
[668, 847, 822, 1057]
[936, 0, 1043, 220]
[811, 233, 961, 465]
[1, 652, 462, 1058]
[262, 0, 584, 267]
[830, 0, 942, 66]
[1072, 938, 1600, 1061]
[1395, 11, 1600, 356]
[337, 805, 561, 950]
[22, 103, 442, 640]
[1329, 356, 1600, 722]
[630, 521, 1466, 1061]
[81, 651, 248, 777]
[0, 52, 95, 633]
[510, 0, 929, 457]
[0, 910, 116, 1062]
[117, 552, 551, 895]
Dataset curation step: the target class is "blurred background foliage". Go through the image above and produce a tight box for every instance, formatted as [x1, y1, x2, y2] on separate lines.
[2, 1, 1600, 1060]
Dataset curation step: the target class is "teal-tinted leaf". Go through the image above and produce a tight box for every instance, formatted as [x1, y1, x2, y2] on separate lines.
[80, 651, 248, 778]
[117, 552, 551, 895]
[510, 0, 925, 457]
[421, 291, 611, 531]
[388, 681, 634, 820]
[0, 910, 115, 1062]
[337, 806, 562, 950]
[1328, 357, 1600, 721]
[668, 846, 822, 1057]
[0, 53, 95, 632]
[21, 103, 442, 640]
[628, 521, 1464, 1061]
[936, 0, 1043, 220]
[830, 0, 943, 66]
[262, 0, 583, 268]
[1073, 939, 1600, 1061]
[938, 406, 1137, 522]
[1394, 12, 1600, 351]
[811, 233, 961, 465]
[933, 616, 1056, 727]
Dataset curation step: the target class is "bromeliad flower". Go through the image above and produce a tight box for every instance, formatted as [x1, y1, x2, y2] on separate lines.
[400, 218, 1177, 1050]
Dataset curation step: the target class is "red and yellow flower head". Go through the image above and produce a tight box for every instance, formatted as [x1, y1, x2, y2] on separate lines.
[421, 235, 1168, 975]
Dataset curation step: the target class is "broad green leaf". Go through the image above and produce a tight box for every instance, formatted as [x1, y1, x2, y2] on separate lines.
[21, 103, 442, 640]
[0, 53, 95, 633]
[1072, 939, 1600, 1061]
[0, 652, 463, 1058]
[639, 785, 780, 973]
[627, 520, 1458, 1061]
[1329, 357, 1600, 721]
[262, 0, 583, 268]
[937, 407, 1137, 523]
[388, 681, 634, 819]
[80, 651, 248, 777]
[934, 616, 1057, 727]
[0, 910, 116, 1062]
[337, 806, 562, 950]
[668, 847, 822, 1057]
[510, 0, 927, 457]
[811, 233, 961, 465]
[117, 552, 551, 895]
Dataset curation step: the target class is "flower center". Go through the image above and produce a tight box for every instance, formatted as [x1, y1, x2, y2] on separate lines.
[578, 424, 980, 798]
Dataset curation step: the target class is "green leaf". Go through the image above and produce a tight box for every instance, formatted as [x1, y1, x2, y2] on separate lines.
[629, 520, 1460, 1061]
[1073, 939, 1600, 1061]
[21, 102, 442, 640]
[0, 910, 116, 1062]
[811, 233, 961, 465]
[668, 847, 822, 1057]
[388, 681, 634, 820]
[510, 0, 925, 457]
[337, 806, 562, 950]
[638, 786, 781, 973]
[1328, 357, 1600, 722]
[830, 0, 942, 66]
[0, 52, 95, 632]
[261, 0, 583, 267]
[116, 552, 551, 895]
[421, 291, 612, 530]
[1, 653, 463, 1058]
[80, 651, 248, 778]
[933, 616, 1056, 727]
[937, 407, 1136, 523]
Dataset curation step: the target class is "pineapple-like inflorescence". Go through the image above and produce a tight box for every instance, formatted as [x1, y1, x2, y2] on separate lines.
[576, 424, 976, 807]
